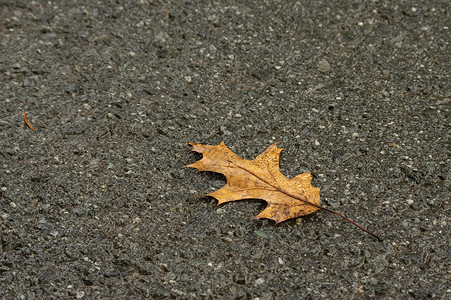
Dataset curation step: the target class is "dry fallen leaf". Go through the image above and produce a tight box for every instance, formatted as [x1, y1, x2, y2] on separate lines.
[187, 142, 381, 241]
[187, 142, 320, 223]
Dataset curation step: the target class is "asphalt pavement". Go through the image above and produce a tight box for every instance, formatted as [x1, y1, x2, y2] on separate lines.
[1, 1, 450, 299]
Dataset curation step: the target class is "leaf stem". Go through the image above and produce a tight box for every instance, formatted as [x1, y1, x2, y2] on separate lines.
[320, 207, 383, 242]
[23, 111, 36, 132]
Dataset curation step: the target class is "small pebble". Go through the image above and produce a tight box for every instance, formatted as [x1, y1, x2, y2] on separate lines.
[317, 59, 331, 73]
[254, 230, 268, 238]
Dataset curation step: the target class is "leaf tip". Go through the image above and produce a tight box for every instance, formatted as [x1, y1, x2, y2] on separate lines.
[187, 142, 198, 152]
[273, 141, 283, 148]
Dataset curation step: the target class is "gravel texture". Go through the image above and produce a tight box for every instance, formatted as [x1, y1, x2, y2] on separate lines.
[1, 0, 450, 299]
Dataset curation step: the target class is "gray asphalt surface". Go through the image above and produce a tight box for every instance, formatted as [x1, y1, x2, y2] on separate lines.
[1, 1, 450, 299]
